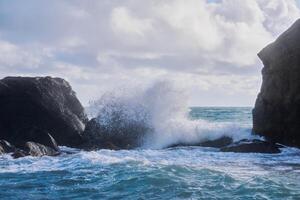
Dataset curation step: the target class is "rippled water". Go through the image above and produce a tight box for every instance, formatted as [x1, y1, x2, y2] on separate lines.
[1, 107, 300, 200]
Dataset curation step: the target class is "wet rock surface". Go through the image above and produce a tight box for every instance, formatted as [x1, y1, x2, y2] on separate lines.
[220, 139, 281, 154]
[197, 136, 233, 148]
[24, 142, 60, 157]
[0, 136, 60, 158]
[167, 136, 233, 149]
[12, 150, 29, 159]
[0, 140, 16, 154]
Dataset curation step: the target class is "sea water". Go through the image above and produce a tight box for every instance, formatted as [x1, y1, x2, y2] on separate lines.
[0, 107, 300, 200]
[1, 81, 300, 199]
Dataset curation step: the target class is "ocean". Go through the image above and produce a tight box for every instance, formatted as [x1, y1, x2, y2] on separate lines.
[1, 107, 300, 199]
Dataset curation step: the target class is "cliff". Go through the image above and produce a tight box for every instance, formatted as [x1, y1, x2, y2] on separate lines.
[253, 19, 300, 147]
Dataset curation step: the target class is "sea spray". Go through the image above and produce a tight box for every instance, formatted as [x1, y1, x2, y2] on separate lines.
[88, 81, 255, 149]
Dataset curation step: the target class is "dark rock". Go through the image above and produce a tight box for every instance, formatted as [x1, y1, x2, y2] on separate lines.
[167, 136, 233, 148]
[81, 118, 147, 150]
[24, 142, 60, 157]
[0, 76, 88, 147]
[253, 19, 300, 148]
[11, 139, 60, 159]
[12, 149, 29, 159]
[0, 132, 61, 158]
[0, 140, 16, 154]
[220, 139, 281, 154]
[198, 136, 233, 148]
[19, 129, 59, 151]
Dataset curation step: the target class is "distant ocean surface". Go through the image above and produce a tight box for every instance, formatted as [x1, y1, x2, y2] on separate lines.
[1, 107, 300, 200]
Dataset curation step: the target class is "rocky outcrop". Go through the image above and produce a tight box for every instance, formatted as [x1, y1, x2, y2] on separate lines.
[253, 19, 300, 148]
[0, 76, 88, 147]
[220, 139, 281, 154]
[197, 137, 233, 148]
[0, 136, 60, 158]
[24, 142, 60, 157]
[167, 136, 233, 148]
[81, 118, 146, 150]
[12, 150, 29, 159]
[0, 140, 16, 154]
[167, 137, 282, 154]
[220, 140, 282, 154]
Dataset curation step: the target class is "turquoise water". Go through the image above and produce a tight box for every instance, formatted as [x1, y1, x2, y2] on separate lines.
[189, 107, 252, 125]
[1, 107, 300, 200]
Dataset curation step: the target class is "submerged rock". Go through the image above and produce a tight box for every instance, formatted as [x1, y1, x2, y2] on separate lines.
[253, 19, 300, 148]
[0, 76, 88, 147]
[220, 139, 281, 154]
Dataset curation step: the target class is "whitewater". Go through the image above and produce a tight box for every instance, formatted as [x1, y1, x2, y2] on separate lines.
[88, 82, 256, 149]
[1, 82, 300, 199]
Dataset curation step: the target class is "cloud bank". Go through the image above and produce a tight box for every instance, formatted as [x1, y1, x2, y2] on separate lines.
[0, 0, 299, 106]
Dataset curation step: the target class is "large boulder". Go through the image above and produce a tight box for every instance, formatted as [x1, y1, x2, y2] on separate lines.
[253, 19, 300, 148]
[0, 76, 88, 147]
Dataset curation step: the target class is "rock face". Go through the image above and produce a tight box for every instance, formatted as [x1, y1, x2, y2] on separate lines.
[0, 76, 88, 147]
[253, 19, 300, 148]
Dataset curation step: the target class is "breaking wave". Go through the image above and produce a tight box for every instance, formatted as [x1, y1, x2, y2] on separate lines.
[88, 81, 255, 149]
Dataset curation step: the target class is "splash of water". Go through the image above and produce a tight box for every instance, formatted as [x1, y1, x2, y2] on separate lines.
[89, 81, 253, 149]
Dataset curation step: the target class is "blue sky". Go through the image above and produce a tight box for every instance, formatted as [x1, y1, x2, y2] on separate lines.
[0, 0, 299, 106]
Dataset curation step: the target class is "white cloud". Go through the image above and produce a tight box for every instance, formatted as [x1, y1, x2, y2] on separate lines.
[156, 0, 222, 51]
[0, 40, 46, 69]
[0, 0, 299, 106]
[111, 7, 153, 37]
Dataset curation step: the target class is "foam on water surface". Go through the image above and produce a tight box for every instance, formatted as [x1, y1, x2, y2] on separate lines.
[1, 147, 300, 199]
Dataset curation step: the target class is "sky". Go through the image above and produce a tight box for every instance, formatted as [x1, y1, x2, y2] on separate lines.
[0, 0, 299, 106]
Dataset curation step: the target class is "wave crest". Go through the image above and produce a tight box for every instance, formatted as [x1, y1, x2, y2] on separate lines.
[88, 81, 252, 149]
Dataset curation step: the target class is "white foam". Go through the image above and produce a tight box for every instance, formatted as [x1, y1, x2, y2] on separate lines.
[0, 146, 299, 176]
[89, 81, 255, 149]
